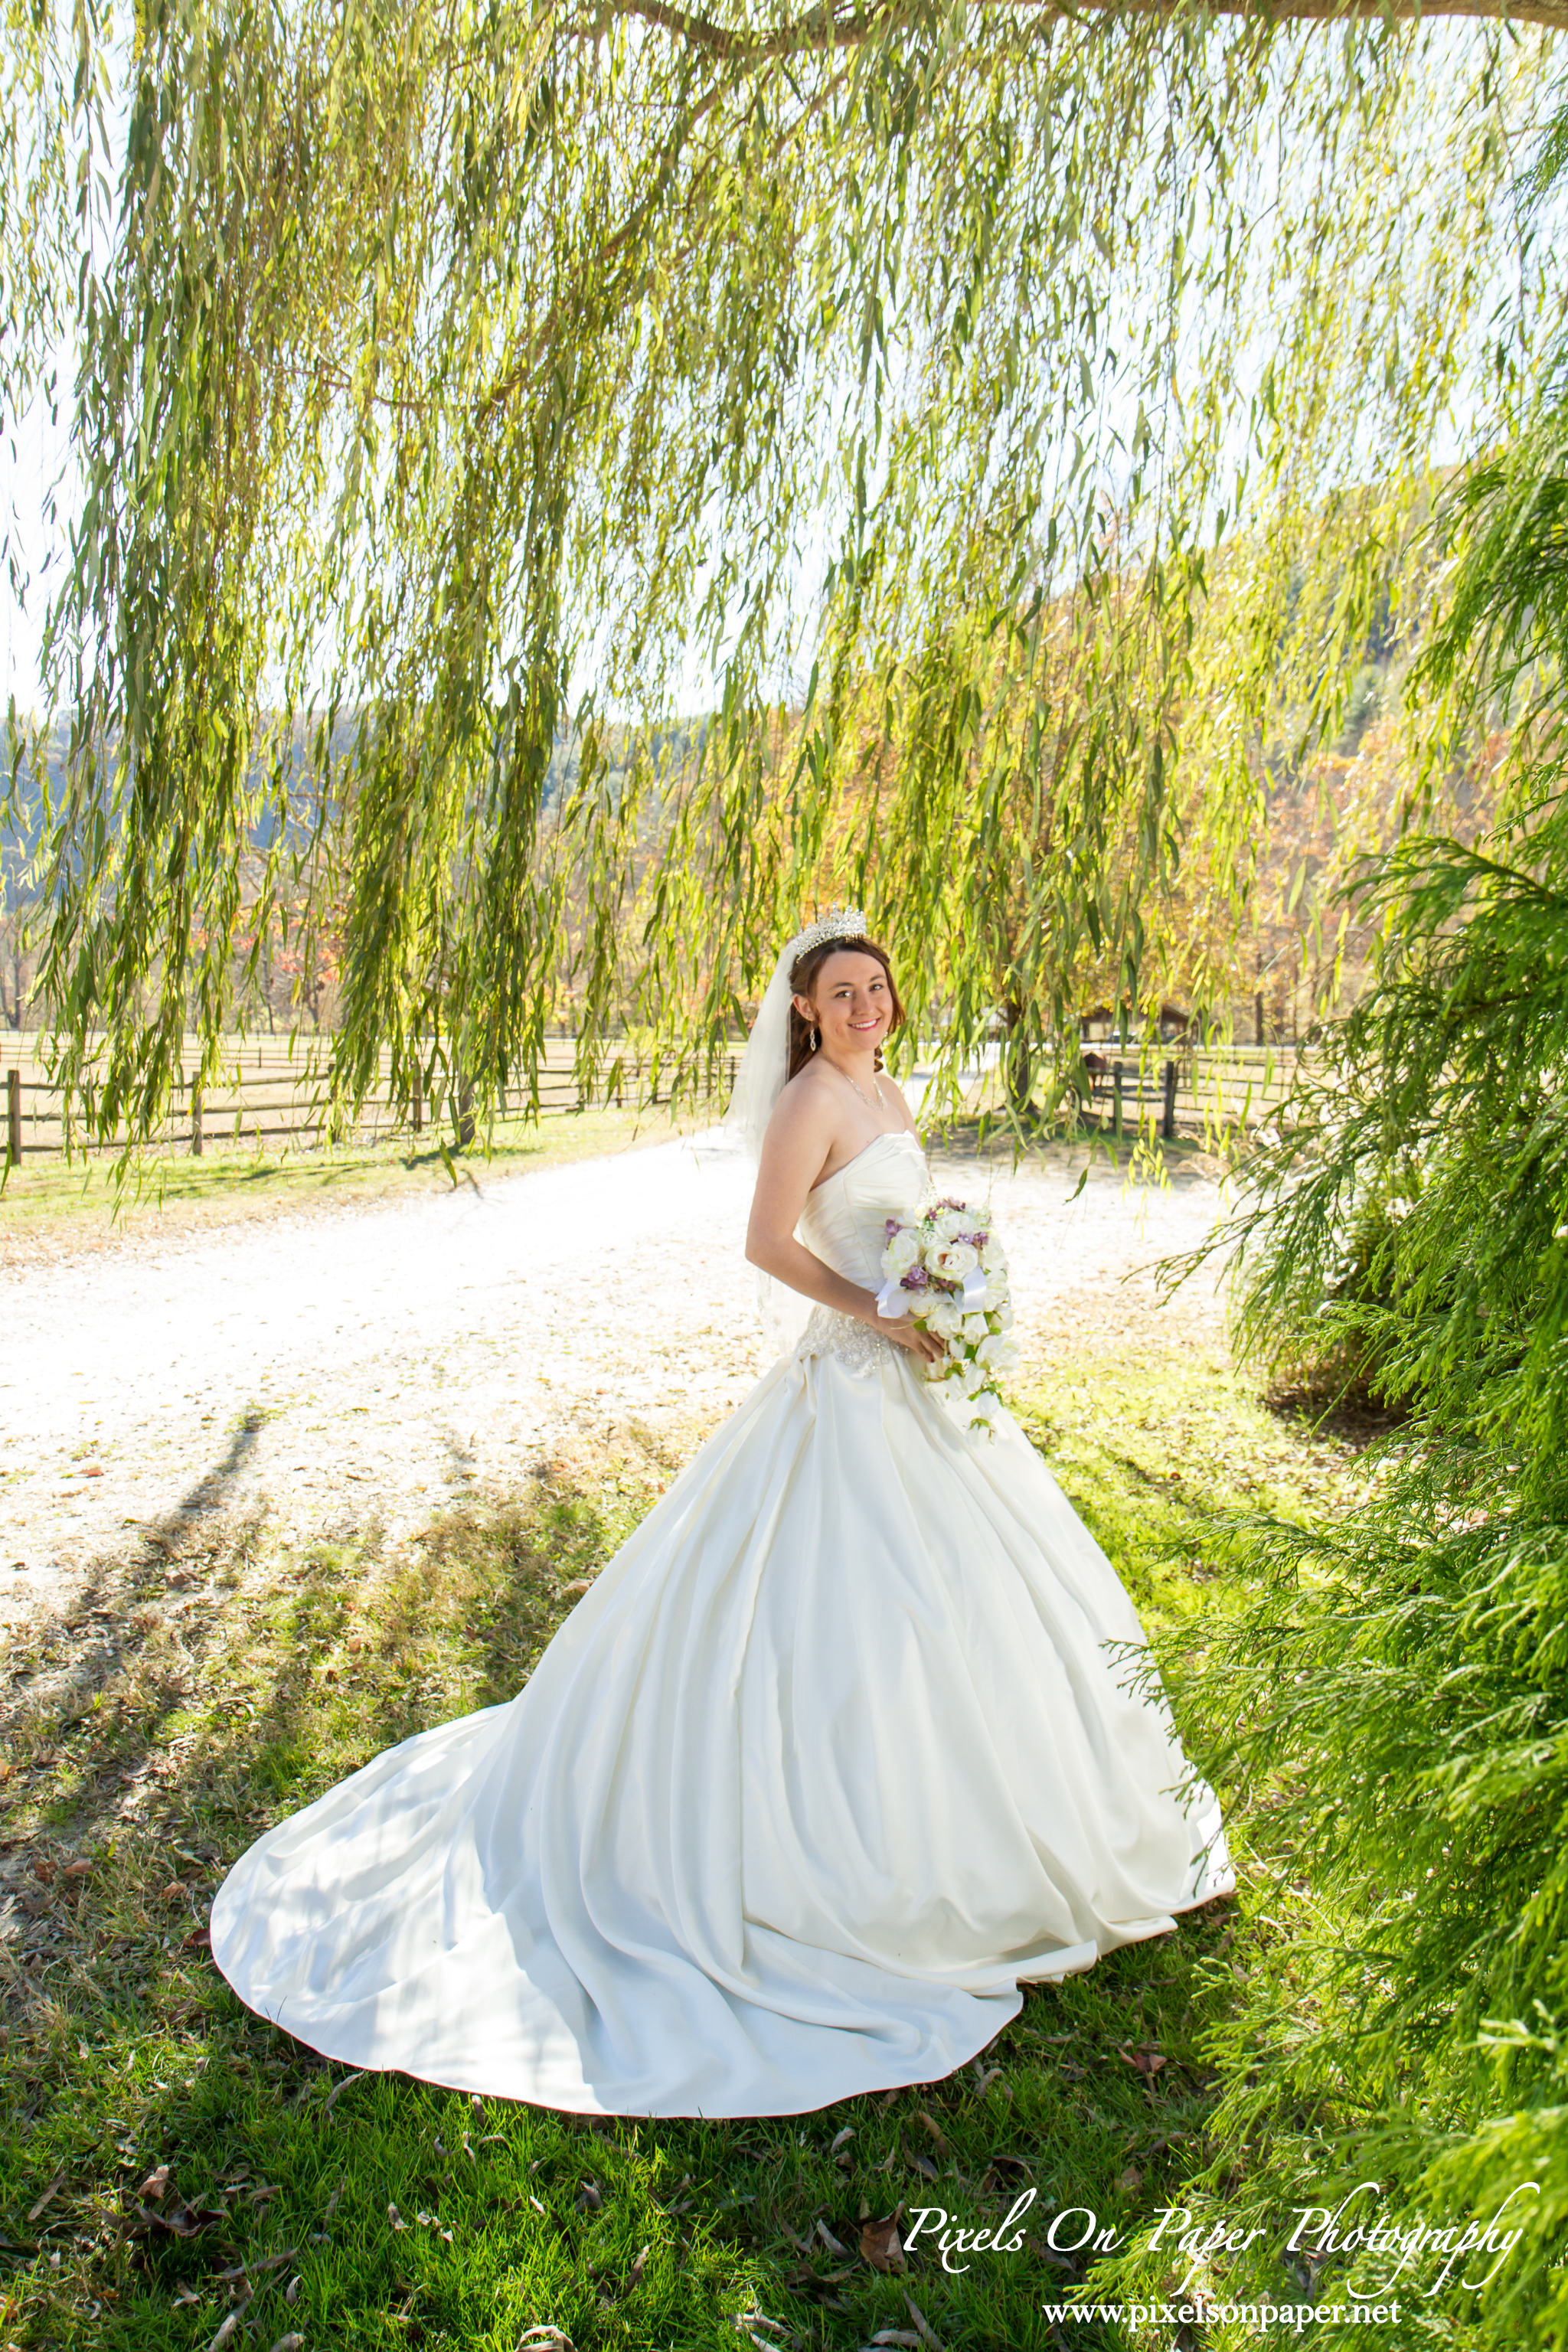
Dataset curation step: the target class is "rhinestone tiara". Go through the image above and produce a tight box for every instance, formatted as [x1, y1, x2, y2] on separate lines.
[786, 906, 869, 962]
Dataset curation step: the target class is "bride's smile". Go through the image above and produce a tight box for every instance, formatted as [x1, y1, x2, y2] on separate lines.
[209, 908, 1233, 2119]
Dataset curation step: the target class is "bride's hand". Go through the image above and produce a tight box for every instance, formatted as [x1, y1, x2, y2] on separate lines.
[877, 1312, 945, 1365]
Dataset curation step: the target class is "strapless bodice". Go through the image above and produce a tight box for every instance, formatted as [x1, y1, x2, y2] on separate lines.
[797, 1129, 927, 1290]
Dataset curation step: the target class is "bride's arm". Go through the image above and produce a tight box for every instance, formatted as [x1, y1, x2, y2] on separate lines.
[744, 1087, 942, 1360]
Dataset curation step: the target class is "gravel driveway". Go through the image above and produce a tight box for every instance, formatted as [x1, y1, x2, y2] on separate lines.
[1, 1130, 1233, 1632]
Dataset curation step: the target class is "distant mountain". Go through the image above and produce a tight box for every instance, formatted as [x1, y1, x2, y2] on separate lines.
[0, 707, 712, 911]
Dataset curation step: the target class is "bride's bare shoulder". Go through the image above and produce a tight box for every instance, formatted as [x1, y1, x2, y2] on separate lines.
[768, 1063, 842, 1138]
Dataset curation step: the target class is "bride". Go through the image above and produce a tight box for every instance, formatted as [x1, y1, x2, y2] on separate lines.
[211, 909, 1233, 2119]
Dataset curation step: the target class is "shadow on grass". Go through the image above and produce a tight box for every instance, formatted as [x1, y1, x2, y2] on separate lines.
[0, 1408, 1281, 2352]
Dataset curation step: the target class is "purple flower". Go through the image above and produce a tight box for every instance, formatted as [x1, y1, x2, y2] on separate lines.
[884, 1217, 905, 1236]
[901, 1266, 932, 1290]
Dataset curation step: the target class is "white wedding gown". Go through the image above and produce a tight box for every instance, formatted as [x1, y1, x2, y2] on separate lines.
[211, 1131, 1233, 2118]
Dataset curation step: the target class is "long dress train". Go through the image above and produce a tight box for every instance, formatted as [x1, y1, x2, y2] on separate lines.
[210, 1130, 1233, 2118]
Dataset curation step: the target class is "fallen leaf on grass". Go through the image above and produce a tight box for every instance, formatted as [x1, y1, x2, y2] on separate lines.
[815, 2217, 851, 2258]
[978, 2153, 1032, 2194]
[574, 2179, 601, 2212]
[136, 2199, 226, 2239]
[627, 2244, 649, 2287]
[867, 2334, 923, 2347]
[910, 2110, 948, 2156]
[207, 2300, 251, 2350]
[26, 2174, 65, 2223]
[182, 1922, 211, 1952]
[906, 2153, 939, 2182]
[1118, 2046, 1167, 2080]
[215, 2246, 298, 2284]
[903, 2295, 946, 2352]
[860, 2212, 906, 2273]
[514, 2328, 576, 2350]
[31, 1857, 55, 1885]
[62, 1858, 92, 1880]
[784, 2263, 853, 2305]
[266, 2337, 305, 2352]
[828, 2126, 855, 2154]
[1118, 2164, 1143, 2194]
[387, 2203, 408, 2230]
[322, 2069, 368, 2116]
[137, 2165, 169, 2202]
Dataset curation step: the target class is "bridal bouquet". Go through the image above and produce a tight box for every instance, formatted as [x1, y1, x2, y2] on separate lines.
[875, 1197, 1020, 1435]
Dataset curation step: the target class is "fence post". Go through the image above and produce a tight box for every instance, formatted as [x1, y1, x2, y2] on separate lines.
[456, 1078, 475, 1148]
[1112, 1060, 1123, 1142]
[411, 1066, 423, 1135]
[5, 1069, 19, 1168]
[1161, 1060, 1177, 1140]
[191, 1086, 204, 1156]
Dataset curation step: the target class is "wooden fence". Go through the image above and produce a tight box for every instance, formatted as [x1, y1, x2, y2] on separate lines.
[0, 1038, 737, 1167]
[2, 1034, 1312, 1168]
[1080, 1043, 1317, 1142]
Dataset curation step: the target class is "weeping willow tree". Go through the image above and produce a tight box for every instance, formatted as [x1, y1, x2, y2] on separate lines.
[1109, 109, 1568, 2342]
[0, 0, 1563, 1144]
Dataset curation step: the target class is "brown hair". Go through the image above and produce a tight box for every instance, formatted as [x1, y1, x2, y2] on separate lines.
[786, 935, 906, 1082]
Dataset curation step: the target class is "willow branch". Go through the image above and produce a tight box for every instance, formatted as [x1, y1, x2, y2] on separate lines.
[567, 0, 1568, 63]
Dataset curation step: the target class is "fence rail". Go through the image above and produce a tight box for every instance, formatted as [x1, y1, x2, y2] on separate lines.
[1077, 1044, 1318, 1141]
[0, 1042, 740, 1167]
[2, 1034, 1317, 1170]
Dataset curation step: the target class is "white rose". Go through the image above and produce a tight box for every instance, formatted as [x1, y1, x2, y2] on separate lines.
[980, 1238, 1006, 1272]
[995, 1343, 1020, 1374]
[934, 1209, 967, 1240]
[881, 1229, 921, 1276]
[976, 1330, 1004, 1365]
[926, 1302, 963, 1340]
[959, 1358, 990, 1395]
[930, 1240, 980, 1283]
[962, 1311, 988, 1343]
[984, 1266, 1011, 1298]
[993, 1298, 1015, 1330]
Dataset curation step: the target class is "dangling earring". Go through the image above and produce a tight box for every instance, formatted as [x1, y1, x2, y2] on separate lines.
[810, 1027, 821, 1051]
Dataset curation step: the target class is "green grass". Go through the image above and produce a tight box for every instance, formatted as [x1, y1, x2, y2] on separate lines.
[0, 1344, 1356, 2350]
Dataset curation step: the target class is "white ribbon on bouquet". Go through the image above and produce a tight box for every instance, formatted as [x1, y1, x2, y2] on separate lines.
[875, 1261, 989, 1321]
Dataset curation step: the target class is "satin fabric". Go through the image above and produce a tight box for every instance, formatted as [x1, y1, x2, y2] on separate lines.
[211, 1131, 1233, 2117]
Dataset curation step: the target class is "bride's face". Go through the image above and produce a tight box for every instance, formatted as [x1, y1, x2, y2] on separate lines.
[795, 950, 893, 1058]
